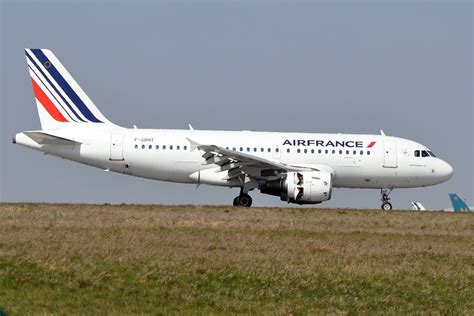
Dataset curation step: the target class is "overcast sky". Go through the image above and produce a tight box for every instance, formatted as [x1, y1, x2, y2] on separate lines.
[1, 0, 472, 209]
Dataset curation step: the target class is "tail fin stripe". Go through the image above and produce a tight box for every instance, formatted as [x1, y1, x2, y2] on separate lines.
[26, 50, 86, 122]
[31, 78, 69, 122]
[28, 64, 77, 122]
[30, 49, 103, 123]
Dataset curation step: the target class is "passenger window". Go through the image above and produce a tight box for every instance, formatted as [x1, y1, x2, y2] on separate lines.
[353, 150, 356, 155]
[135, 144, 138, 149]
[332, 150, 335, 154]
[267, 148, 271, 152]
[422, 150, 429, 157]
[325, 150, 328, 154]
[142, 144, 145, 149]
[254, 148, 257, 152]
[239, 147, 243, 151]
[163, 145, 166, 150]
[287, 148, 290, 153]
[367, 151, 371, 155]
[414, 150, 420, 157]
[311, 149, 314, 154]
[170, 145, 173, 150]
[149, 145, 152, 149]
[184, 146, 187, 150]
[232, 147, 236, 151]
[297, 149, 301, 153]
[318, 149, 322, 154]
[346, 150, 349, 155]
[177, 146, 180, 150]
[304, 149, 307, 154]
[360, 150, 363, 155]
[276, 148, 279, 153]
[261, 148, 264, 152]
[156, 145, 159, 149]
[247, 147, 250, 152]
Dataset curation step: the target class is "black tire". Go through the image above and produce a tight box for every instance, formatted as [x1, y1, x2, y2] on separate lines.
[233, 196, 239, 206]
[382, 202, 392, 211]
[238, 194, 252, 207]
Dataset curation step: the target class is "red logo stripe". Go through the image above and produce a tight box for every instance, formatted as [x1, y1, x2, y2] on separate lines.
[367, 141, 376, 148]
[31, 78, 68, 122]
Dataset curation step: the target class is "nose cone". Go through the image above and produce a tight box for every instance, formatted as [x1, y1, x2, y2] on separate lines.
[437, 160, 454, 182]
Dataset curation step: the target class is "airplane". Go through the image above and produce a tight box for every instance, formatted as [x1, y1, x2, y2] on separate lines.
[12, 49, 454, 210]
[410, 194, 473, 212]
[446, 193, 473, 212]
[411, 202, 426, 211]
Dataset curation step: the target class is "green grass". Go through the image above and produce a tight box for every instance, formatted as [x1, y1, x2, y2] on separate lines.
[0, 203, 473, 314]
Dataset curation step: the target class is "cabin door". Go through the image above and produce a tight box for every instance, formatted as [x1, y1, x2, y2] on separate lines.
[383, 141, 397, 168]
[110, 134, 124, 161]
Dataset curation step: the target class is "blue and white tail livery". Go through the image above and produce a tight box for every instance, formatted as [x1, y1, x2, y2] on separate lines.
[25, 49, 114, 129]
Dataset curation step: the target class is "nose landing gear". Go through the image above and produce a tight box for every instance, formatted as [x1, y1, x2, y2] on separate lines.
[381, 188, 393, 210]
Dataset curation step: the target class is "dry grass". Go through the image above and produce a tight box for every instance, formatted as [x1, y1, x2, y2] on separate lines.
[0, 203, 473, 314]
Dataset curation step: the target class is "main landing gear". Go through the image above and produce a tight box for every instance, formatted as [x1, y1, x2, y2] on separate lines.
[381, 188, 393, 211]
[233, 193, 252, 207]
[233, 187, 253, 207]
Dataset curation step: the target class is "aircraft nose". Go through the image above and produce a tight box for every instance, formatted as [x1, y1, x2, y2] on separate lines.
[437, 160, 454, 182]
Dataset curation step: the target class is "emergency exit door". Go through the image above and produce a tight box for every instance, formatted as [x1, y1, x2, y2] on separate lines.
[110, 134, 124, 161]
[383, 141, 397, 168]
[273, 145, 281, 159]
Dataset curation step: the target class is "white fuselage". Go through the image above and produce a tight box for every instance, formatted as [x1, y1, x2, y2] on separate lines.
[17, 48, 454, 208]
[14, 127, 453, 190]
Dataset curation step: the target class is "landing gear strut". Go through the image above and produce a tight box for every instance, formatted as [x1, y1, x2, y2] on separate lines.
[381, 188, 393, 211]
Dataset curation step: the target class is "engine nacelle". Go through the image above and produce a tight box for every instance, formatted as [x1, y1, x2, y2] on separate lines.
[260, 171, 333, 204]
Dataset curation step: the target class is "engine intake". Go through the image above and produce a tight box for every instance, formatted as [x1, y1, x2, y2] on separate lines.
[261, 171, 332, 204]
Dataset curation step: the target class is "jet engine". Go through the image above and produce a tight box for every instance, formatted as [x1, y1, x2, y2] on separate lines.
[260, 171, 333, 204]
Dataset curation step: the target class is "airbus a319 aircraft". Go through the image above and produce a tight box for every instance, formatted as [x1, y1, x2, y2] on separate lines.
[13, 49, 454, 210]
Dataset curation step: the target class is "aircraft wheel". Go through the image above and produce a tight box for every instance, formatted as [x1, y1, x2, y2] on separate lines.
[233, 196, 240, 206]
[382, 202, 392, 211]
[234, 194, 252, 207]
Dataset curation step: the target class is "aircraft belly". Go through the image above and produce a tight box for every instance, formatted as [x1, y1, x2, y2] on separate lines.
[333, 165, 433, 189]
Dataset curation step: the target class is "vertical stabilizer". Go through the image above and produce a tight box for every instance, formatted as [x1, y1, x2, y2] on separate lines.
[25, 48, 115, 130]
[449, 193, 469, 212]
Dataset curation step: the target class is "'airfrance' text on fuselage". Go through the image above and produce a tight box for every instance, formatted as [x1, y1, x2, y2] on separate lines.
[282, 140, 376, 148]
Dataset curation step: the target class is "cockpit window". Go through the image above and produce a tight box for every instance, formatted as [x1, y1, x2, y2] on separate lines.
[415, 149, 435, 158]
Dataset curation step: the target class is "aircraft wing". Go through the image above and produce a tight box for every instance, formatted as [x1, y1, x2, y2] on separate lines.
[187, 138, 320, 181]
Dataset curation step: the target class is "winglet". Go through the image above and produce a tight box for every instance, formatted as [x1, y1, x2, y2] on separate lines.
[186, 138, 200, 151]
[380, 130, 386, 136]
[188, 124, 194, 131]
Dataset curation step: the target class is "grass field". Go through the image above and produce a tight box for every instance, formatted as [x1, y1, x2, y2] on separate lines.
[0, 203, 473, 315]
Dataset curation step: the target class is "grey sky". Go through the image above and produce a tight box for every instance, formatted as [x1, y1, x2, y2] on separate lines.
[1, 1, 472, 209]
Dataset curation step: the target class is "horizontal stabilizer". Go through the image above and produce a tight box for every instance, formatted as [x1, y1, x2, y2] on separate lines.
[24, 131, 80, 145]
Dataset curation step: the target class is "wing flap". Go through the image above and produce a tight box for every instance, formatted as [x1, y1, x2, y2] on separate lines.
[187, 138, 320, 173]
